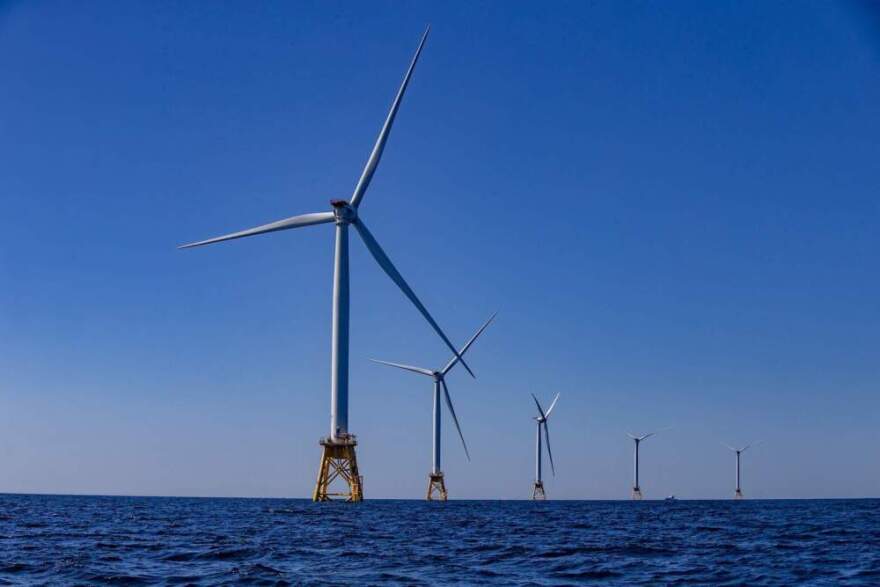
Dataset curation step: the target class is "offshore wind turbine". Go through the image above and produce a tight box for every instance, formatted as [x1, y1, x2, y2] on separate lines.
[628, 429, 667, 500]
[530, 393, 560, 500]
[723, 441, 761, 499]
[371, 313, 496, 500]
[179, 27, 471, 502]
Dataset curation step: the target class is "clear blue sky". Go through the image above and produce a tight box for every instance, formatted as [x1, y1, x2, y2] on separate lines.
[1, 1, 878, 499]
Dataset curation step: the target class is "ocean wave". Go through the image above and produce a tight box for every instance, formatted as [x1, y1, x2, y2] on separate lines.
[1, 496, 878, 585]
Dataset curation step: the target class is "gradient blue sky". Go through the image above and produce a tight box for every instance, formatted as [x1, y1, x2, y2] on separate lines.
[1, 1, 878, 499]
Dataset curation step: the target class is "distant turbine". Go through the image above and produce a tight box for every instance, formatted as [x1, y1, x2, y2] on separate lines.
[530, 393, 560, 500]
[179, 27, 470, 502]
[371, 313, 496, 500]
[723, 441, 762, 499]
[628, 428, 668, 500]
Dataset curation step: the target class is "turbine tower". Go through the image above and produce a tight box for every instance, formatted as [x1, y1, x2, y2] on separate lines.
[628, 429, 666, 500]
[723, 441, 761, 499]
[530, 393, 559, 500]
[179, 27, 471, 502]
[371, 313, 495, 500]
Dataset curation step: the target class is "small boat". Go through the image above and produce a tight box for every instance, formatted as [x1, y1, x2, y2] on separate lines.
[664, 495, 677, 502]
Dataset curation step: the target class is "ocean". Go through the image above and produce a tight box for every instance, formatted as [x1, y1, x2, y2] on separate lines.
[1, 494, 878, 585]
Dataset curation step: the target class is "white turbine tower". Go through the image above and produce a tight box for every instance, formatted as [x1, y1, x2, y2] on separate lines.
[371, 313, 496, 500]
[530, 393, 559, 500]
[723, 441, 761, 499]
[628, 429, 667, 500]
[179, 27, 471, 502]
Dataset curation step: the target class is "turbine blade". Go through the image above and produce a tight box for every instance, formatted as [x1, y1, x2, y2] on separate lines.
[369, 359, 434, 377]
[742, 441, 762, 453]
[626, 432, 638, 440]
[353, 218, 474, 377]
[544, 393, 561, 419]
[349, 26, 430, 209]
[531, 393, 547, 420]
[640, 427, 670, 442]
[440, 312, 497, 375]
[544, 421, 556, 476]
[441, 379, 470, 461]
[721, 442, 737, 452]
[178, 211, 335, 249]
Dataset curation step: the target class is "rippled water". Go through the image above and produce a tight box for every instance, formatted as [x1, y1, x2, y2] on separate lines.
[1, 495, 878, 585]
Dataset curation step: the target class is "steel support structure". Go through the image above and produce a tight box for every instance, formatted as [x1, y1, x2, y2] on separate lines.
[427, 473, 447, 501]
[532, 481, 546, 500]
[313, 436, 363, 502]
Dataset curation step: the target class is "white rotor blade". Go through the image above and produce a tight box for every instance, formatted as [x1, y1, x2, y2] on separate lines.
[369, 359, 434, 377]
[742, 440, 762, 453]
[627, 432, 638, 440]
[349, 26, 429, 209]
[353, 218, 474, 378]
[721, 442, 737, 452]
[440, 312, 497, 375]
[441, 379, 470, 461]
[544, 393, 561, 419]
[179, 211, 334, 249]
[543, 421, 556, 476]
[640, 426, 671, 442]
[531, 393, 547, 420]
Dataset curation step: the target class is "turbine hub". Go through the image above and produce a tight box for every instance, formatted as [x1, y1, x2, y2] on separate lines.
[330, 200, 357, 224]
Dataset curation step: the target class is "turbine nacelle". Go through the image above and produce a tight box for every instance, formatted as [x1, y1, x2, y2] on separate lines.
[330, 200, 357, 223]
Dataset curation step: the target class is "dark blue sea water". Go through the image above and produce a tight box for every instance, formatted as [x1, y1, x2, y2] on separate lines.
[1, 495, 878, 585]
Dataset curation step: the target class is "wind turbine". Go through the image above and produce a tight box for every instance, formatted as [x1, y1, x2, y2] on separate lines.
[530, 393, 560, 500]
[628, 429, 667, 500]
[371, 313, 496, 500]
[179, 27, 471, 502]
[723, 441, 761, 499]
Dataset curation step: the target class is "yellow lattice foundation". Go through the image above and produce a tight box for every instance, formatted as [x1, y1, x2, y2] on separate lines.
[532, 481, 546, 500]
[735, 489, 743, 499]
[426, 473, 447, 501]
[631, 487, 643, 500]
[313, 436, 363, 502]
